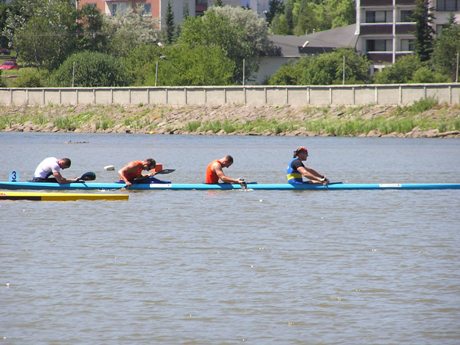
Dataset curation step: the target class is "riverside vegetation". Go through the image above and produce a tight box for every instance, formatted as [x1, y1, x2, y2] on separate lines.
[1, 98, 459, 138]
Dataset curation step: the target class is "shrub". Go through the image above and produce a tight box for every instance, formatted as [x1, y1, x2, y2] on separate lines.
[51, 51, 131, 87]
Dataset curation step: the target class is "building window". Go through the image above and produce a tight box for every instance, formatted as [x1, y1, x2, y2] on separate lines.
[436, 0, 460, 11]
[365, 10, 391, 23]
[367, 39, 392, 52]
[400, 39, 415, 51]
[109, 3, 117, 16]
[143, 4, 152, 15]
[400, 10, 413, 22]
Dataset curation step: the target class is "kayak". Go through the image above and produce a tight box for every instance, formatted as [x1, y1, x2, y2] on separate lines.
[0, 190, 129, 201]
[0, 181, 459, 191]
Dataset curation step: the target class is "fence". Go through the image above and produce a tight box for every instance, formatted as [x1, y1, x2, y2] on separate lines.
[0, 84, 459, 106]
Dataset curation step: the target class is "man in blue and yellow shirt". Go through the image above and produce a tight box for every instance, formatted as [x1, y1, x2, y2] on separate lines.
[286, 146, 329, 185]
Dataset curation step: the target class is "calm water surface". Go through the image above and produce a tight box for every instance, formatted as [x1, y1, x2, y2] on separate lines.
[1, 133, 460, 344]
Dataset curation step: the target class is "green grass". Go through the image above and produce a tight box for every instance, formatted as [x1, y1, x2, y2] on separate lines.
[394, 97, 439, 116]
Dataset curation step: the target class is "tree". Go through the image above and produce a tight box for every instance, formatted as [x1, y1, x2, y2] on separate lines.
[431, 23, 460, 80]
[269, 49, 370, 85]
[214, 0, 224, 7]
[413, 0, 435, 62]
[51, 51, 130, 87]
[76, 4, 107, 52]
[300, 49, 370, 85]
[265, 0, 284, 25]
[270, 0, 355, 35]
[165, 1, 175, 44]
[178, 6, 274, 84]
[123, 44, 163, 85]
[104, 7, 160, 57]
[0, 3, 10, 48]
[13, 0, 77, 70]
[147, 44, 235, 86]
[268, 60, 306, 85]
[372, 54, 449, 84]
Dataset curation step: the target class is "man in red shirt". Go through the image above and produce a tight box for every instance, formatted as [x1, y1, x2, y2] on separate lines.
[205, 155, 246, 187]
[118, 158, 157, 187]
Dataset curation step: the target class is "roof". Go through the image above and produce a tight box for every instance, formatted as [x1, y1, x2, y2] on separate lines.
[269, 24, 358, 57]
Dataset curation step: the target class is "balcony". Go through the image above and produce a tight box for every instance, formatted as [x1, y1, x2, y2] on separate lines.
[395, 23, 416, 34]
[361, 0, 416, 6]
[360, 24, 392, 35]
[367, 51, 414, 63]
[367, 52, 393, 63]
[361, 0, 392, 5]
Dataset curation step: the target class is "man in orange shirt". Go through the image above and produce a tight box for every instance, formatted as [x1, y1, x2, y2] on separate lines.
[205, 155, 246, 187]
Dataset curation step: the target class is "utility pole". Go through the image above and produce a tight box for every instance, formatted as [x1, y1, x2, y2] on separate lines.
[456, 51, 459, 83]
[242, 58, 245, 86]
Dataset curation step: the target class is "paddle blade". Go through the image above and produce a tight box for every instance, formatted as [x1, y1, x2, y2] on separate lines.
[156, 169, 175, 175]
[78, 172, 96, 181]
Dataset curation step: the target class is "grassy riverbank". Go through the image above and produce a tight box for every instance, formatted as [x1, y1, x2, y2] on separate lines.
[1, 98, 459, 137]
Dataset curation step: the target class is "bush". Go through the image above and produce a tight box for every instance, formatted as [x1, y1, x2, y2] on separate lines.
[12, 68, 50, 87]
[51, 51, 131, 87]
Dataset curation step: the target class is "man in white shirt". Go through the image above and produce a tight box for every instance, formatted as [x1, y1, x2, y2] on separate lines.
[33, 157, 76, 183]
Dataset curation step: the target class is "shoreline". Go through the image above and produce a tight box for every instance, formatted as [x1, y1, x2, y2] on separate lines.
[1, 103, 459, 138]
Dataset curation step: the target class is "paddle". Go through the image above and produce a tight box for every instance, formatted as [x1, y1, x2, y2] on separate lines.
[75, 171, 96, 182]
[155, 168, 175, 175]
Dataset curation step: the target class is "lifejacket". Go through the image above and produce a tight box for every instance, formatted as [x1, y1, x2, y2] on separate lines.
[205, 160, 222, 184]
[124, 160, 144, 181]
[286, 158, 303, 183]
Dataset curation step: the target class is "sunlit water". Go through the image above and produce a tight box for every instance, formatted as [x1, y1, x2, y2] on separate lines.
[1, 133, 459, 344]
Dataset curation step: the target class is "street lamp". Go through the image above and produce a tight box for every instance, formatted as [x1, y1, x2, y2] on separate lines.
[155, 55, 166, 87]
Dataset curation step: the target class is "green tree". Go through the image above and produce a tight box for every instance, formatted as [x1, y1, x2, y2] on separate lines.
[0, 3, 10, 48]
[265, 0, 284, 25]
[214, 0, 224, 7]
[13, 0, 77, 70]
[147, 44, 235, 86]
[431, 23, 460, 80]
[411, 66, 448, 83]
[270, 13, 290, 34]
[301, 49, 370, 85]
[268, 59, 307, 85]
[269, 49, 370, 85]
[77, 4, 107, 52]
[165, 1, 175, 44]
[179, 6, 274, 84]
[413, 0, 435, 61]
[374, 55, 422, 83]
[123, 44, 163, 85]
[51, 51, 130, 87]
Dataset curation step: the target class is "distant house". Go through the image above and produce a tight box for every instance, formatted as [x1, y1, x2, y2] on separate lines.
[252, 25, 357, 84]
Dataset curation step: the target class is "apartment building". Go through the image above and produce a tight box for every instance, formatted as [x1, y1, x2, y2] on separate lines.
[76, 0, 268, 29]
[355, 0, 460, 71]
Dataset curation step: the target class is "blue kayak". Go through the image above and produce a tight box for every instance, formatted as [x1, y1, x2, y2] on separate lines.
[1, 181, 460, 191]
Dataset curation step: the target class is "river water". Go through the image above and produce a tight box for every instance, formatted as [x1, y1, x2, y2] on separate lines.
[1, 133, 460, 344]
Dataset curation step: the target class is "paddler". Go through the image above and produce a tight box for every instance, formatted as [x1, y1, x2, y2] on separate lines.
[32, 157, 78, 183]
[286, 146, 329, 185]
[205, 155, 246, 187]
[118, 158, 162, 187]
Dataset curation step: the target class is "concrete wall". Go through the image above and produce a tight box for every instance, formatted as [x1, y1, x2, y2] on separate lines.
[0, 84, 459, 107]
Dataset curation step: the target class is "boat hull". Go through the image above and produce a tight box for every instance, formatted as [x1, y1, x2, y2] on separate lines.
[1, 181, 460, 191]
[0, 190, 129, 201]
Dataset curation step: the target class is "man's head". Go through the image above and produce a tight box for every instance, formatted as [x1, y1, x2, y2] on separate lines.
[58, 158, 71, 169]
[221, 155, 234, 168]
[293, 146, 308, 159]
[144, 158, 156, 170]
